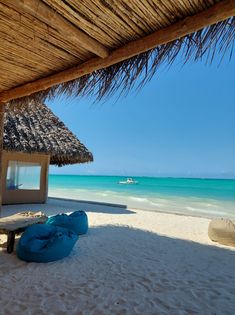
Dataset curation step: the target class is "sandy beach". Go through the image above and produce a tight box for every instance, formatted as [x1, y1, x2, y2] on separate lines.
[0, 198, 234, 315]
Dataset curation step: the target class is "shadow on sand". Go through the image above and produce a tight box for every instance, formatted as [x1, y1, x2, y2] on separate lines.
[0, 225, 234, 314]
[2, 197, 135, 217]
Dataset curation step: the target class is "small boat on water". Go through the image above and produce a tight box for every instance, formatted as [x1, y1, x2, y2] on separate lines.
[118, 178, 138, 185]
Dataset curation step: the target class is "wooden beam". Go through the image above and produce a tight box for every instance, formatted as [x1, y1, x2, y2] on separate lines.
[0, 0, 234, 103]
[3, 0, 109, 58]
[0, 103, 5, 217]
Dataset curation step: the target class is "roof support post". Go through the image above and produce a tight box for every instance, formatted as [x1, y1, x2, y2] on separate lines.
[0, 103, 5, 217]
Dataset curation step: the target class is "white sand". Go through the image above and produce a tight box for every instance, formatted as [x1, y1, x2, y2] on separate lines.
[0, 198, 235, 315]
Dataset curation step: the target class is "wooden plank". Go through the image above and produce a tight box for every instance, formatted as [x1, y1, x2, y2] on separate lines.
[3, 0, 109, 58]
[0, 211, 47, 232]
[0, 0, 234, 103]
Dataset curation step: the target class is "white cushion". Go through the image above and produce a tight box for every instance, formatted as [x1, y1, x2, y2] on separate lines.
[208, 218, 235, 247]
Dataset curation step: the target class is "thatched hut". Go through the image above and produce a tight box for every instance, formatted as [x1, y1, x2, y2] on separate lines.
[0, 0, 234, 211]
[1, 102, 93, 205]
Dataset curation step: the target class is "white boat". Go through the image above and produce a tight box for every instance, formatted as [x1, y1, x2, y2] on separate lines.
[118, 178, 138, 184]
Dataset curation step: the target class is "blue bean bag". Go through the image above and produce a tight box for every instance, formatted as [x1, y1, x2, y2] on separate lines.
[46, 211, 88, 235]
[16, 224, 78, 263]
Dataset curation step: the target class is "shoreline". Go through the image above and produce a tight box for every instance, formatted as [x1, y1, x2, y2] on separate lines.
[49, 196, 127, 209]
[48, 196, 234, 221]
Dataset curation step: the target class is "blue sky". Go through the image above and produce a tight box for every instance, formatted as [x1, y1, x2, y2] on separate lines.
[47, 55, 235, 178]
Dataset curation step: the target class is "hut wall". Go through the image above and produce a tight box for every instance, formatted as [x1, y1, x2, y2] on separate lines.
[1, 151, 50, 205]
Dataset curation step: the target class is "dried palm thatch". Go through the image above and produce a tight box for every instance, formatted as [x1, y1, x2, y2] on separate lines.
[11, 17, 235, 106]
[3, 102, 93, 166]
[0, 0, 234, 105]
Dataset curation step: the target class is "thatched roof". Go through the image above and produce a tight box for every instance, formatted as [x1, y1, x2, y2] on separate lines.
[3, 102, 93, 166]
[0, 1, 234, 105]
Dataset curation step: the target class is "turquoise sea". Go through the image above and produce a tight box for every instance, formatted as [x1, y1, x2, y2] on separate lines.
[48, 175, 235, 219]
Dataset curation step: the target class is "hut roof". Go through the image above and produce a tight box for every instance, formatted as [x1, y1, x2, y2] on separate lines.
[0, 0, 234, 105]
[3, 102, 93, 166]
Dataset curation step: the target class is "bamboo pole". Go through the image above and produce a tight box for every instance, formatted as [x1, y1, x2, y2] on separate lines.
[3, 0, 109, 58]
[0, 103, 5, 217]
[0, 0, 234, 103]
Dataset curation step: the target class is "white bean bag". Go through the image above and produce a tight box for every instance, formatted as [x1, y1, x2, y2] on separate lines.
[208, 218, 235, 247]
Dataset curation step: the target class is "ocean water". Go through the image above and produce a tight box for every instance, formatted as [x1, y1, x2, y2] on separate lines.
[48, 175, 235, 219]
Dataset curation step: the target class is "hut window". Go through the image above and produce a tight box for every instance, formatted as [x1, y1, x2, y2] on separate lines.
[6, 161, 41, 190]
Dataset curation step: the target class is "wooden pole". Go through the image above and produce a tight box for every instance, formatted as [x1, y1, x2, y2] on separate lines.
[0, 0, 234, 103]
[3, 0, 109, 58]
[0, 103, 5, 218]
